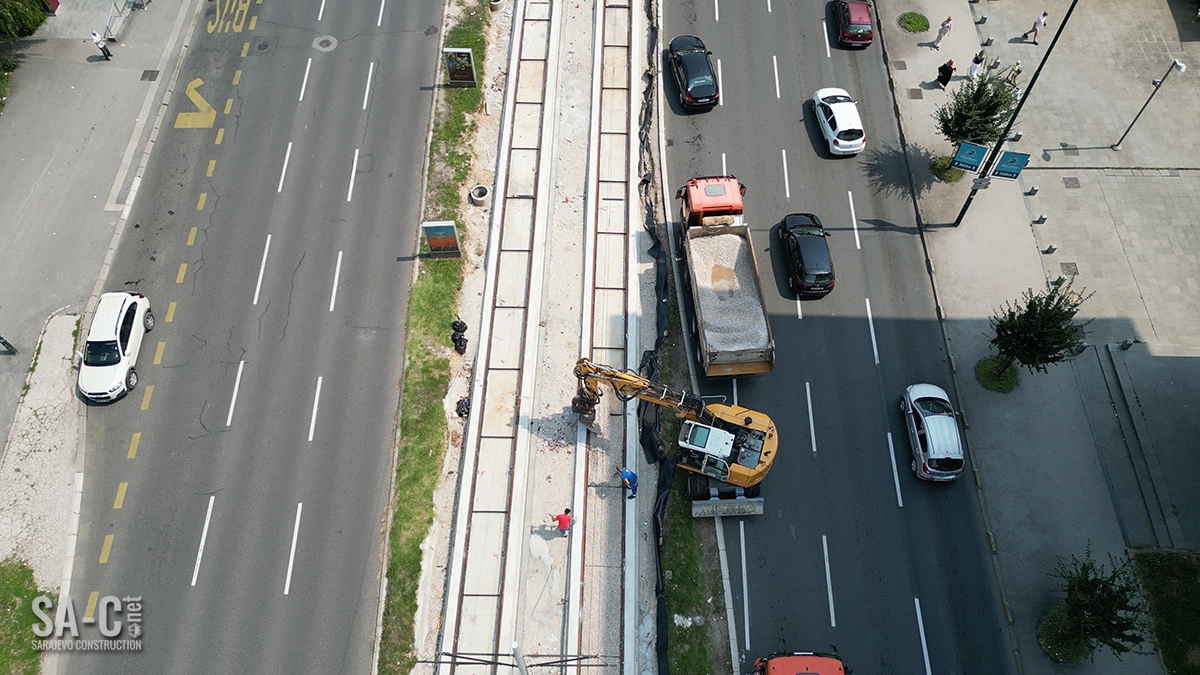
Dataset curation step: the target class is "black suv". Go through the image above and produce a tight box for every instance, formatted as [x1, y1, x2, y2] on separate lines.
[668, 35, 719, 110]
[778, 213, 835, 297]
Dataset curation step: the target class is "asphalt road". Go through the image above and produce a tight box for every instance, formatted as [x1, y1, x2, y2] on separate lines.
[662, 1, 1014, 673]
[62, 0, 442, 671]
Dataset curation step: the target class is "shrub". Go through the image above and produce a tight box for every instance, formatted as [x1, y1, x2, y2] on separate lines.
[898, 12, 930, 32]
[930, 155, 964, 182]
[0, 0, 48, 39]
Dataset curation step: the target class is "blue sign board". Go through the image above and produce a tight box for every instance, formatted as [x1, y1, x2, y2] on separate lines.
[992, 151, 1031, 179]
[950, 142, 988, 172]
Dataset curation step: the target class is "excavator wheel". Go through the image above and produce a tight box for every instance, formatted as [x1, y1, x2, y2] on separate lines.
[686, 473, 711, 501]
[744, 483, 762, 499]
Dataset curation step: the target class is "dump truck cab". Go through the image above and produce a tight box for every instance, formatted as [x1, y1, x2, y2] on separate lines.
[752, 651, 850, 675]
[677, 175, 746, 228]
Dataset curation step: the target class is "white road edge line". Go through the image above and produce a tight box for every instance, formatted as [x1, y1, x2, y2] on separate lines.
[308, 376, 323, 442]
[299, 59, 312, 102]
[316, 0, 326, 21]
[277, 143, 293, 193]
[915, 597, 933, 675]
[284, 503, 303, 595]
[191, 495, 215, 586]
[329, 251, 343, 312]
[772, 54, 781, 99]
[823, 20, 832, 58]
[823, 534, 837, 626]
[740, 520, 750, 650]
[225, 360, 245, 427]
[376, 0, 386, 26]
[362, 61, 375, 110]
[888, 432, 904, 507]
[865, 297, 880, 365]
[253, 234, 272, 305]
[848, 190, 861, 249]
[347, 148, 360, 202]
[781, 148, 791, 200]
[717, 59, 724, 105]
[806, 381, 817, 453]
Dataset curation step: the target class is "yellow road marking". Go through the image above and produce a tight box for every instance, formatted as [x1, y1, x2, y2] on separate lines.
[233, 70, 242, 85]
[187, 226, 198, 245]
[84, 591, 99, 619]
[99, 535, 114, 563]
[241, 42, 249, 57]
[223, 98, 233, 115]
[176, 263, 187, 283]
[215, 128, 225, 145]
[128, 433, 140, 459]
[249, 16, 257, 30]
[154, 341, 165, 364]
[197, 192, 207, 210]
[140, 385, 153, 410]
[165, 302, 177, 322]
[114, 483, 128, 509]
[173, 78, 216, 128]
[206, 160, 216, 177]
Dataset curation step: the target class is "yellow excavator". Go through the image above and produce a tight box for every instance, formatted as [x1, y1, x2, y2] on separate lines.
[572, 358, 777, 513]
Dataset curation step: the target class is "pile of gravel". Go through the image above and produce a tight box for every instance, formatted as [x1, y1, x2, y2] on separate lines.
[688, 232, 771, 352]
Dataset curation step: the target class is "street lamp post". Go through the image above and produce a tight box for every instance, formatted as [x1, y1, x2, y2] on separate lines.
[1111, 60, 1187, 151]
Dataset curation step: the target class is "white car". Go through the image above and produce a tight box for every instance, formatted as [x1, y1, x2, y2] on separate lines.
[900, 383, 965, 481]
[812, 88, 866, 155]
[78, 292, 154, 402]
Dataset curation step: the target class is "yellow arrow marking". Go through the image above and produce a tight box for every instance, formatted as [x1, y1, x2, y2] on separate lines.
[174, 78, 216, 129]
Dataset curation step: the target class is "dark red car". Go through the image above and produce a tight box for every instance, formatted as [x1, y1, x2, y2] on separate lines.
[834, 0, 874, 47]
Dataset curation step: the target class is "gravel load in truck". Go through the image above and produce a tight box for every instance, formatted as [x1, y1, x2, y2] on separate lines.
[688, 233, 771, 352]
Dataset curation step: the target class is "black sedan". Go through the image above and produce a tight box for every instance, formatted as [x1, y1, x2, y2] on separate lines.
[778, 213, 835, 297]
[667, 35, 719, 110]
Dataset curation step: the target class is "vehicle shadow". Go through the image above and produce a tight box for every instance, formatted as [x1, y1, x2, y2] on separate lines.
[860, 142, 937, 199]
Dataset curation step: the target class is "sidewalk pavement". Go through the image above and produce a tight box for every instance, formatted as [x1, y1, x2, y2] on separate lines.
[877, 0, 1200, 672]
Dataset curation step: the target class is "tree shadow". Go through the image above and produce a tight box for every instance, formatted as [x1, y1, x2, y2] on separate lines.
[860, 141, 937, 199]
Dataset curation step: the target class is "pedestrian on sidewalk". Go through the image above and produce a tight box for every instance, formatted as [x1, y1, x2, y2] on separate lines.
[553, 508, 573, 536]
[620, 466, 638, 499]
[91, 31, 113, 60]
[1006, 60, 1023, 85]
[1022, 12, 1049, 45]
[936, 59, 956, 89]
[969, 51, 985, 80]
[932, 16, 952, 50]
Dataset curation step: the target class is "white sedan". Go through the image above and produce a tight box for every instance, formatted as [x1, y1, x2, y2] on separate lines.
[811, 88, 865, 156]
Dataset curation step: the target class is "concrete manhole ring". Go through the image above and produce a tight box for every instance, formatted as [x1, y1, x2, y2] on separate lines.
[312, 35, 338, 53]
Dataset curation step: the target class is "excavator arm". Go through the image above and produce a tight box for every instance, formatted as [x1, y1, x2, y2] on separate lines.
[572, 358, 710, 423]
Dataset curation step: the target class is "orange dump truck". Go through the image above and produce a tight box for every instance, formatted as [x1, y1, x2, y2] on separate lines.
[675, 176, 775, 377]
[752, 651, 850, 675]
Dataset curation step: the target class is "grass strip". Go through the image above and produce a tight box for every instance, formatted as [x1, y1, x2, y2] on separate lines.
[974, 355, 1019, 393]
[377, 2, 489, 673]
[661, 471, 716, 675]
[0, 557, 45, 675]
[1132, 550, 1200, 675]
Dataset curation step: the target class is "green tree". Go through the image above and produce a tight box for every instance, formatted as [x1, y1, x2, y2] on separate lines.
[932, 71, 1018, 146]
[1038, 543, 1149, 664]
[0, 0, 47, 38]
[988, 279, 1092, 377]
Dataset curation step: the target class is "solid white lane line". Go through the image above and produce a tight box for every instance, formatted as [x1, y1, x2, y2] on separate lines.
[299, 59, 312, 102]
[253, 235, 272, 305]
[226, 360, 245, 427]
[848, 190, 861, 249]
[717, 59, 724, 106]
[823, 20, 832, 58]
[795, 298, 803, 319]
[316, 0, 326, 21]
[865, 298, 880, 365]
[714, 0, 719, 21]
[329, 251, 343, 312]
[347, 148, 360, 202]
[740, 520, 750, 650]
[362, 61, 375, 110]
[284, 503, 303, 595]
[915, 597, 933, 675]
[376, 0, 386, 26]
[767, 0, 772, 11]
[772, 55, 781, 99]
[277, 143, 293, 193]
[308, 376, 323, 442]
[781, 149, 791, 200]
[822, 535, 837, 626]
[806, 381, 817, 453]
[190, 495, 215, 586]
[888, 432, 904, 507]
[722, 153, 727, 176]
